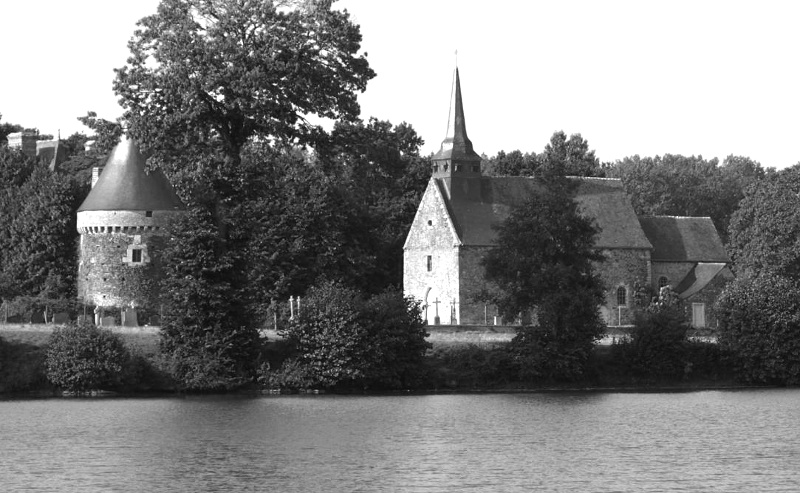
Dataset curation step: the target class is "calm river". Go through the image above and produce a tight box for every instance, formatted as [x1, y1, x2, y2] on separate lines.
[2, 390, 799, 492]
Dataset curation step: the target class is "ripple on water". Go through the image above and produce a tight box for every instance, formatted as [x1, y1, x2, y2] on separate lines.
[1, 390, 800, 492]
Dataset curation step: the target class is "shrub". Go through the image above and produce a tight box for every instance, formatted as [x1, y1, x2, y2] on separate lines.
[615, 309, 690, 380]
[716, 273, 800, 385]
[45, 321, 129, 392]
[277, 282, 430, 390]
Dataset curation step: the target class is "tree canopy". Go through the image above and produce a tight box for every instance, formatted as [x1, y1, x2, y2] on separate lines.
[728, 164, 800, 279]
[114, 0, 375, 162]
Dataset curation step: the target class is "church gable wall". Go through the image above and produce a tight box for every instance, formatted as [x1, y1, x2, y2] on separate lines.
[404, 182, 461, 324]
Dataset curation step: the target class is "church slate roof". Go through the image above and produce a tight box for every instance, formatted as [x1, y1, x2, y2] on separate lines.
[78, 136, 184, 212]
[441, 176, 653, 249]
[638, 216, 729, 262]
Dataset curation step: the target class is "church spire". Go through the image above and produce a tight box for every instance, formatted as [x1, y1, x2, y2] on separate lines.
[432, 67, 481, 178]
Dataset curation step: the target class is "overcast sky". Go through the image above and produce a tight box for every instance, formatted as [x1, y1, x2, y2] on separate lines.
[2, 0, 799, 168]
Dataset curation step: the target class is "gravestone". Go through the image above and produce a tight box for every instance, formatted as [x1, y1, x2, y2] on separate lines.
[101, 316, 116, 327]
[148, 314, 160, 326]
[122, 307, 138, 327]
[30, 311, 45, 324]
[53, 312, 70, 324]
[77, 315, 92, 325]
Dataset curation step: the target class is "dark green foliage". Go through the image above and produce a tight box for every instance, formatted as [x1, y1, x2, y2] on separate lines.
[275, 282, 430, 390]
[45, 322, 129, 392]
[484, 150, 539, 177]
[608, 154, 765, 242]
[716, 273, 800, 385]
[616, 309, 690, 380]
[427, 344, 516, 388]
[115, 0, 374, 159]
[482, 173, 605, 380]
[159, 209, 261, 391]
[539, 131, 604, 177]
[728, 165, 800, 279]
[320, 118, 430, 290]
[0, 150, 85, 302]
[0, 335, 48, 393]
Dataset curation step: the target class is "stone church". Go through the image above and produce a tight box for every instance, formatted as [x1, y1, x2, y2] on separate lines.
[403, 69, 731, 327]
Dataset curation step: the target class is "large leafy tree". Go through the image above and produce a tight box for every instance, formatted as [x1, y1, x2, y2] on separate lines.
[482, 175, 605, 380]
[728, 164, 800, 279]
[717, 273, 800, 385]
[0, 150, 84, 302]
[319, 118, 429, 289]
[114, 0, 375, 164]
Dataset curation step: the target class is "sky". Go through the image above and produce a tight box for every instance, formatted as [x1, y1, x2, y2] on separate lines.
[2, 0, 799, 168]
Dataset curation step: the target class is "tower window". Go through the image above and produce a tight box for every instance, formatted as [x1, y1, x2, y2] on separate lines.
[658, 276, 670, 289]
[432, 164, 439, 172]
[426, 255, 432, 272]
[616, 286, 627, 306]
[131, 248, 143, 263]
[455, 165, 462, 172]
[145, 211, 153, 217]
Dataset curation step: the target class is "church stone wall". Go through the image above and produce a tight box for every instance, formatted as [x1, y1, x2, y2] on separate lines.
[650, 262, 695, 292]
[404, 183, 461, 324]
[595, 248, 651, 326]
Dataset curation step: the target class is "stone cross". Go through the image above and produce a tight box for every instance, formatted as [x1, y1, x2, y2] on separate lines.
[431, 298, 441, 325]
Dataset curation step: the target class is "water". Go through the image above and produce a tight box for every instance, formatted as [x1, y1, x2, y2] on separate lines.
[2, 390, 799, 492]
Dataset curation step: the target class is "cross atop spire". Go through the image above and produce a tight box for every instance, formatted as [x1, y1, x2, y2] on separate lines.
[432, 67, 481, 175]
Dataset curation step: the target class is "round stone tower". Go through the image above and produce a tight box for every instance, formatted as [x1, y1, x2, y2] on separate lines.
[77, 136, 184, 316]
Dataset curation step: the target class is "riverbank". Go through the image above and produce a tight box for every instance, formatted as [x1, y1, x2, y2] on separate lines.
[1, 326, 739, 395]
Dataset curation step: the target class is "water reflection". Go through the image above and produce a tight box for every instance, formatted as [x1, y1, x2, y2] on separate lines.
[1, 390, 799, 492]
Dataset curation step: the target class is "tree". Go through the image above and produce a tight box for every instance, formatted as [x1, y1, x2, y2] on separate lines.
[319, 118, 430, 289]
[275, 282, 430, 389]
[539, 131, 603, 177]
[159, 208, 261, 391]
[236, 143, 378, 314]
[45, 322, 129, 392]
[716, 273, 800, 385]
[0, 154, 83, 302]
[607, 153, 765, 242]
[482, 176, 605, 380]
[484, 149, 539, 177]
[727, 165, 800, 279]
[114, 0, 375, 164]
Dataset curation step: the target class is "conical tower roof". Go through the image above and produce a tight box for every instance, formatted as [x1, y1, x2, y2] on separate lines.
[432, 67, 481, 162]
[78, 136, 183, 212]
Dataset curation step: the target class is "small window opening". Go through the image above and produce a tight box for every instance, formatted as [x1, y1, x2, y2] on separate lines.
[658, 276, 670, 289]
[427, 220, 433, 226]
[426, 255, 432, 272]
[616, 286, 627, 306]
[145, 211, 153, 217]
[472, 165, 480, 172]
[455, 165, 462, 172]
[132, 248, 143, 263]
[432, 164, 439, 172]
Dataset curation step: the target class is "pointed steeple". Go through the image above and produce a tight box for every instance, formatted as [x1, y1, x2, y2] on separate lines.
[432, 67, 481, 178]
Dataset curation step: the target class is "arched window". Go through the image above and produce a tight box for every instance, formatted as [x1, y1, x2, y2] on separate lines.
[616, 286, 627, 306]
[658, 276, 670, 289]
